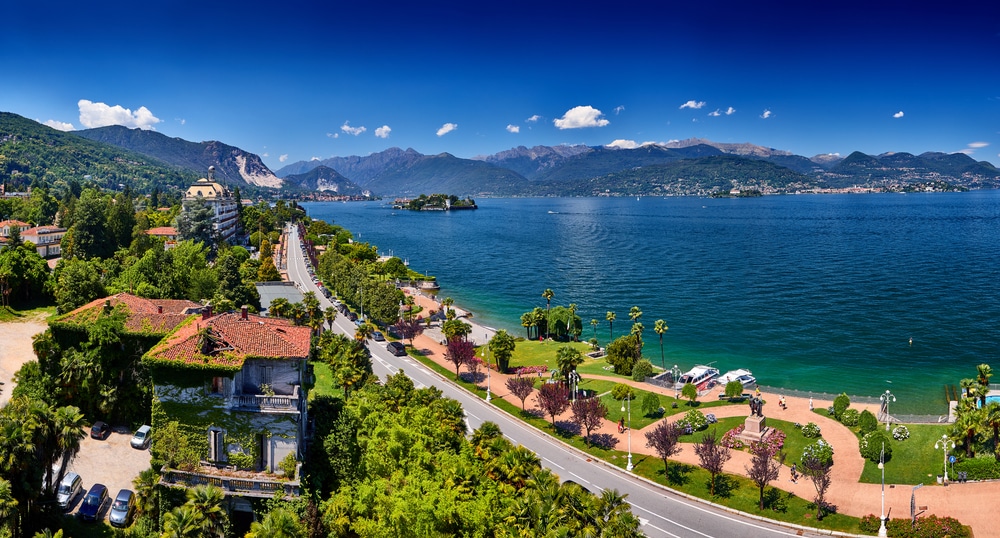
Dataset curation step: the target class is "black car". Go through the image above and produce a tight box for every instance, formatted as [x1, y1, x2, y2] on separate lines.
[387, 341, 407, 356]
[90, 421, 111, 440]
[79, 483, 108, 522]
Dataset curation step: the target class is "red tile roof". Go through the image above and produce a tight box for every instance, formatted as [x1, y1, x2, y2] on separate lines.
[146, 226, 178, 237]
[56, 293, 202, 335]
[146, 312, 311, 369]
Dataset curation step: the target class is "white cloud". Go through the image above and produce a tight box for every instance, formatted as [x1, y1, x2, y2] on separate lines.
[679, 100, 706, 110]
[43, 119, 75, 131]
[708, 109, 721, 117]
[437, 123, 458, 136]
[607, 139, 639, 149]
[968, 142, 989, 148]
[279, 154, 288, 163]
[262, 152, 269, 158]
[326, 132, 339, 138]
[526, 115, 540, 123]
[310, 156, 321, 161]
[553, 106, 609, 129]
[614, 105, 625, 115]
[176, 118, 186, 125]
[341, 121, 366, 136]
[726, 107, 736, 115]
[958, 149, 975, 155]
[760, 109, 772, 119]
[893, 111, 904, 118]
[78, 99, 161, 130]
[506, 124, 520, 133]
[375, 125, 391, 138]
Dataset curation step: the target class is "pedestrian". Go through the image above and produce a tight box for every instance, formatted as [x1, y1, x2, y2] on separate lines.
[779, 395, 786, 410]
[809, 397, 814, 411]
[618, 418, 625, 434]
[790, 463, 798, 483]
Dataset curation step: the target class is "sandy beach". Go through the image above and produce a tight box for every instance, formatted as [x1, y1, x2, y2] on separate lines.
[0, 314, 47, 407]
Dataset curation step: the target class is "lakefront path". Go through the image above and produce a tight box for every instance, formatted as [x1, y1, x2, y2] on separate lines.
[399, 288, 994, 536]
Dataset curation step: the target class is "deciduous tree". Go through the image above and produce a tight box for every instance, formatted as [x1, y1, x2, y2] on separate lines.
[746, 441, 781, 510]
[488, 329, 516, 373]
[694, 430, 731, 495]
[506, 377, 535, 410]
[802, 454, 833, 520]
[446, 337, 476, 376]
[571, 397, 607, 445]
[536, 383, 570, 425]
[645, 421, 682, 475]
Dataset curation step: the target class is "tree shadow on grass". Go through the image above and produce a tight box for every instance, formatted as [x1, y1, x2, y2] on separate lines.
[708, 474, 739, 499]
[665, 462, 694, 486]
[587, 433, 620, 450]
[520, 408, 544, 419]
[553, 420, 581, 437]
[459, 371, 486, 384]
[762, 487, 790, 513]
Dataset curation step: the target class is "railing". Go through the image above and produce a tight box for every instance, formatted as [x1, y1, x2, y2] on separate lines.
[230, 386, 300, 411]
[161, 467, 299, 498]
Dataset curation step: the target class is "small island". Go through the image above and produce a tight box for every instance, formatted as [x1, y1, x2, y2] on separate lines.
[393, 193, 478, 211]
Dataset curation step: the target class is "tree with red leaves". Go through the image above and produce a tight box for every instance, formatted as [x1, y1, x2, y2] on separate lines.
[506, 376, 535, 410]
[393, 318, 424, 346]
[694, 430, 731, 495]
[644, 421, 682, 475]
[445, 337, 476, 376]
[571, 397, 608, 445]
[746, 440, 781, 510]
[536, 383, 570, 425]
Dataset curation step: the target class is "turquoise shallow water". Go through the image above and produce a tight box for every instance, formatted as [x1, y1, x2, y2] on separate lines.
[303, 193, 1000, 414]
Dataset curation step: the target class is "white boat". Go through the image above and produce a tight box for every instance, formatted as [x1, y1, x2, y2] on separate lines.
[676, 365, 720, 390]
[718, 369, 756, 387]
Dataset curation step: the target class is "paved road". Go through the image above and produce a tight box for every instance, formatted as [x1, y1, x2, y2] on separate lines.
[286, 224, 831, 538]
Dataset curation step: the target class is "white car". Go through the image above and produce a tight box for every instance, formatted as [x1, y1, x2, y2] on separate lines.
[130, 425, 151, 449]
[57, 472, 82, 510]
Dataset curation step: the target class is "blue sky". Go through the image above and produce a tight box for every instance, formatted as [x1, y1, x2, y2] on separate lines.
[3, 0, 999, 169]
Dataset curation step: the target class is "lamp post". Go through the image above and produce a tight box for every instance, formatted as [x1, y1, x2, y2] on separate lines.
[881, 389, 896, 431]
[568, 371, 580, 403]
[878, 442, 887, 537]
[358, 282, 364, 322]
[485, 339, 492, 402]
[621, 393, 633, 471]
[671, 364, 682, 399]
[935, 435, 955, 485]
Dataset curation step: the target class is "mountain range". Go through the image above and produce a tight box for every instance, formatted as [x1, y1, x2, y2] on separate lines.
[3, 111, 1000, 197]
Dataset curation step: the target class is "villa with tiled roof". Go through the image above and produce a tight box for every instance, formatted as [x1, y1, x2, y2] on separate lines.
[50, 292, 203, 349]
[144, 305, 312, 486]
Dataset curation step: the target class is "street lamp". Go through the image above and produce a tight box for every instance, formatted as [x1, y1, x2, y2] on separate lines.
[358, 283, 364, 322]
[878, 442, 887, 537]
[671, 364, 682, 399]
[935, 435, 955, 485]
[485, 340, 492, 402]
[881, 389, 896, 431]
[621, 394, 633, 471]
[568, 371, 580, 403]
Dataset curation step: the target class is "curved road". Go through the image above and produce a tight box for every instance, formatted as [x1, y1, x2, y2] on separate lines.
[285, 224, 834, 538]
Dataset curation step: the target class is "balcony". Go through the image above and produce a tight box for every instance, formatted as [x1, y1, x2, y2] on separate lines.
[229, 385, 300, 412]
[160, 466, 300, 499]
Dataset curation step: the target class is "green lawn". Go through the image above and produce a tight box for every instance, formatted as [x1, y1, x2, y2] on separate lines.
[0, 303, 57, 323]
[308, 361, 343, 399]
[507, 339, 593, 370]
[859, 423, 950, 485]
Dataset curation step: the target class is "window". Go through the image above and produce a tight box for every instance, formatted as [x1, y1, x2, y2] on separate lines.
[208, 427, 226, 462]
[258, 366, 273, 386]
[211, 377, 225, 395]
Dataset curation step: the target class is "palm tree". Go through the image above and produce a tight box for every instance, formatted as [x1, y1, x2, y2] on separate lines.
[442, 296, 454, 317]
[953, 409, 982, 458]
[983, 401, 1000, 461]
[542, 289, 554, 338]
[590, 319, 599, 340]
[531, 307, 546, 341]
[960, 378, 978, 400]
[185, 485, 227, 537]
[323, 306, 336, 330]
[50, 405, 86, 495]
[628, 306, 642, 324]
[0, 478, 17, 534]
[161, 505, 205, 538]
[567, 303, 579, 341]
[653, 319, 668, 369]
[268, 297, 291, 319]
[246, 507, 306, 538]
[354, 322, 374, 342]
[978, 363, 994, 407]
[606, 311, 616, 341]
[132, 468, 160, 520]
[556, 346, 584, 382]
[521, 312, 533, 339]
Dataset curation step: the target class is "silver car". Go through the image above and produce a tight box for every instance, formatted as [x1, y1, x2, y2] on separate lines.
[56, 472, 82, 510]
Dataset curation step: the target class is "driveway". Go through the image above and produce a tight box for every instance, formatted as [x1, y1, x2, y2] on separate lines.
[62, 426, 151, 522]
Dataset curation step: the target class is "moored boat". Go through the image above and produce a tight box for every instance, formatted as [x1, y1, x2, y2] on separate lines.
[676, 365, 720, 390]
[718, 368, 756, 387]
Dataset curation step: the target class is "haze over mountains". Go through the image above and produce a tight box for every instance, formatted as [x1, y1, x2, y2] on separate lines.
[3, 112, 999, 197]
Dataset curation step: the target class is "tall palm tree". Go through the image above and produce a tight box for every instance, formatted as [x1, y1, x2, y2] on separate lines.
[556, 346, 584, 382]
[50, 405, 86, 495]
[354, 322, 374, 342]
[442, 296, 454, 317]
[590, 319, 599, 340]
[132, 468, 160, 520]
[185, 485, 228, 537]
[246, 507, 306, 538]
[977, 363, 994, 407]
[567, 303, 579, 341]
[542, 289, 554, 338]
[960, 378, 978, 400]
[981, 401, 1000, 461]
[521, 312, 533, 339]
[628, 306, 642, 324]
[653, 319, 668, 369]
[0, 478, 17, 534]
[323, 306, 336, 330]
[953, 409, 982, 458]
[606, 311, 616, 341]
[161, 505, 205, 538]
[531, 307, 546, 341]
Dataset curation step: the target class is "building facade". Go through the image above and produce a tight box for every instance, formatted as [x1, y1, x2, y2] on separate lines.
[183, 166, 239, 244]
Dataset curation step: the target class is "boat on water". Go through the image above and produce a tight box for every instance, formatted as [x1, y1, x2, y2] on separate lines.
[676, 365, 720, 390]
[718, 369, 756, 388]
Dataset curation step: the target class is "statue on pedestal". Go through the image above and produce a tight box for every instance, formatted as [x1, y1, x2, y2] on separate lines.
[749, 395, 765, 417]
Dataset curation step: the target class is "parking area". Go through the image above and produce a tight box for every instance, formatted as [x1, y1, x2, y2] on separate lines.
[62, 426, 151, 522]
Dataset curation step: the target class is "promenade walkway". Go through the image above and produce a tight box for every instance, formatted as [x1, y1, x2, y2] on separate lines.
[396, 288, 992, 536]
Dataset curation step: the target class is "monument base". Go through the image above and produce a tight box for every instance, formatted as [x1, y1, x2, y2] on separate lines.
[737, 415, 770, 444]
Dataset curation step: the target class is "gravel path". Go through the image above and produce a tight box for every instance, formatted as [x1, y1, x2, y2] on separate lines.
[0, 316, 47, 407]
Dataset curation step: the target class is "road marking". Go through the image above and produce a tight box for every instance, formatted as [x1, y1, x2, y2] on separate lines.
[542, 458, 564, 470]
[568, 472, 590, 484]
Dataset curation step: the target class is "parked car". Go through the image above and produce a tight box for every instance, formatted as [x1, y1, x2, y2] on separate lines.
[130, 425, 151, 449]
[387, 341, 407, 356]
[372, 331, 385, 341]
[347, 312, 358, 322]
[57, 472, 83, 510]
[78, 483, 108, 521]
[90, 421, 111, 440]
[109, 489, 135, 528]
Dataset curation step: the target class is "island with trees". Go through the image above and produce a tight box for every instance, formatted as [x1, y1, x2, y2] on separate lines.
[393, 193, 477, 211]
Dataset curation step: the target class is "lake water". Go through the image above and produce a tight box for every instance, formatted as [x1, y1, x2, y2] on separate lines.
[303, 193, 1000, 413]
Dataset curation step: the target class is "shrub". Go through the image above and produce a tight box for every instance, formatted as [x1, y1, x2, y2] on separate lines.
[724, 380, 744, 400]
[802, 439, 834, 465]
[705, 413, 717, 424]
[861, 514, 971, 538]
[675, 419, 694, 435]
[892, 425, 909, 441]
[832, 392, 850, 420]
[640, 391, 661, 417]
[611, 383, 635, 401]
[801, 422, 821, 438]
[684, 409, 708, 431]
[859, 431, 892, 462]
[721, 425, 745, 449]
[954, 457, 1000, 480]
[279, 451, 297, 479]
[228, 451, 255, 470]
[632, 359, 653, 381]
[858, 409, 879, 434]
[762, 429, 786, 455]
[840, 408, 860, 427]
